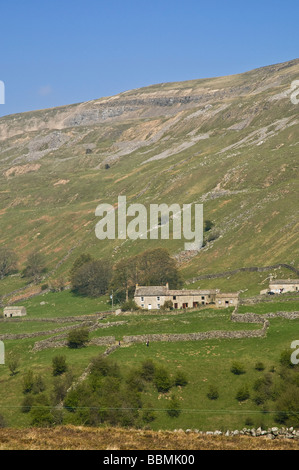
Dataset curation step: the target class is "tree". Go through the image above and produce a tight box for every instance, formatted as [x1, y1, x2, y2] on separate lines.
[70, 253, 93, 279]
[32, 375, 46, 394]
[67, 328, 89, 349]
[22, 370, 34, 394]
[137, 248, 182, 288]
[7, 355, 20, 376]
[52, 355, 67, 376]
[109, 248, 182, 302]
[0, 247, 17, 279]
[23, 251, 47, 280]
[110, 256, 139, 302]
[71, 259, 112, 297]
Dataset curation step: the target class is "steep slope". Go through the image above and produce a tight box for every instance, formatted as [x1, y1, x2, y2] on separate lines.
[0, 59, 298, 290]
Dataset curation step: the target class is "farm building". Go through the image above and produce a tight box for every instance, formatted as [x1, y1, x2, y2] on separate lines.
[3, 306, 27, 318]
[269, 279, 299, 294]
[134, 284, 238, 310]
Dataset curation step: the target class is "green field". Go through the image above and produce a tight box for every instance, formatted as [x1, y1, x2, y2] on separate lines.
[0, 289, 298, 431]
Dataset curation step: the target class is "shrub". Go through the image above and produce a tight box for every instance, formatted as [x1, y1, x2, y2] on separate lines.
[67, 328, 89, 349]
[32, 375, 46, 394]
[30, 395, 54, 427]
[280, 349, 295, 368]
[121, 300, 139, 312]
[174, 371, 188, 387]
[166, 395, 181, 418]
[154, 367, 172, 393]
[207, 385, 219, 400]
[52, 355, 68, 376]
[255, 362, 265, 371]
[22, 370, 34, 394]
[21, 395, 34, 413]
[7, 355, 20, 376]
[126, 371, 145, 392]
[142, 407, 156, 424]
[90, 356, 120, 378]
[236, 385, 250, 402]
[245, 417, 254, 427]
[231, 361, 246, 375]
[52, 377, 69, 404]
[161, 300, 173, 311]
[140, 360, 156, 382]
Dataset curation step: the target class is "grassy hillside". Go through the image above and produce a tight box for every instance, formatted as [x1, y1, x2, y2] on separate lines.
[0, 59, 298, 298]
[0, 291, 298, 431]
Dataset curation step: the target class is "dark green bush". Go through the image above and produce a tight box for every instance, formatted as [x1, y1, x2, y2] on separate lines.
[154, 367, 172, 393]
[231, 361, 246, 375]
[207, 385, 219, 400]
[255, 362, 265, 371]
[52, 355, 67, 376]
[166, 395, 181, 418]
[236, 385, 250, 402]
[174, 371, 188, 387]
[67, 328, 89, 349]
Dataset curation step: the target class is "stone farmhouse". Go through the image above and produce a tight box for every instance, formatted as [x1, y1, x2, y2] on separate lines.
[3, 306, 27, 318]
[268, 279, 299, 294]
[134, 283, 239, 310]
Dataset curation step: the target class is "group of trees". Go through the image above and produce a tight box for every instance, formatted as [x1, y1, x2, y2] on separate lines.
[17, 355, 188, 428]
[63, 356, 187, 427]
[70, 248, 182, 303]
[226, 352, 299, 428]
[0, 247, 47, 281]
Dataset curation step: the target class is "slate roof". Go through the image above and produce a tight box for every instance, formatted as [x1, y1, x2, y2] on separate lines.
[135, 286, 169, 296]
[269, 279, 299, 285]
[134, 286, 217, 296]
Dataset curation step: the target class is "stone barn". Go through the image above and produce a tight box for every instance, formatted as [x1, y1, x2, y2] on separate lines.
[3, 306, 27, 318]
[269, 279, 299, 294]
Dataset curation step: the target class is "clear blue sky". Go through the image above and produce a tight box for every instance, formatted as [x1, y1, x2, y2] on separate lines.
[0, 0, 298, 117]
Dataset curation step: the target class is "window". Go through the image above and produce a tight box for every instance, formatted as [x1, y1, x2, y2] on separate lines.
[141, 296, 144, 302]
[201, 296, 205, 300]
[157, 296, 160, 301]
[173, 296, 176, 300]
[141, 304, 144, 308]
[157, 304, 160, 309]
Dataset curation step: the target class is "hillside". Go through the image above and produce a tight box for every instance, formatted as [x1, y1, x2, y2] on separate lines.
[0, 58, 298, 295]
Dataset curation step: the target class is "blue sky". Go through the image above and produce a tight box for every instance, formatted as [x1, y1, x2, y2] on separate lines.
[0, 0, 298, 117]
